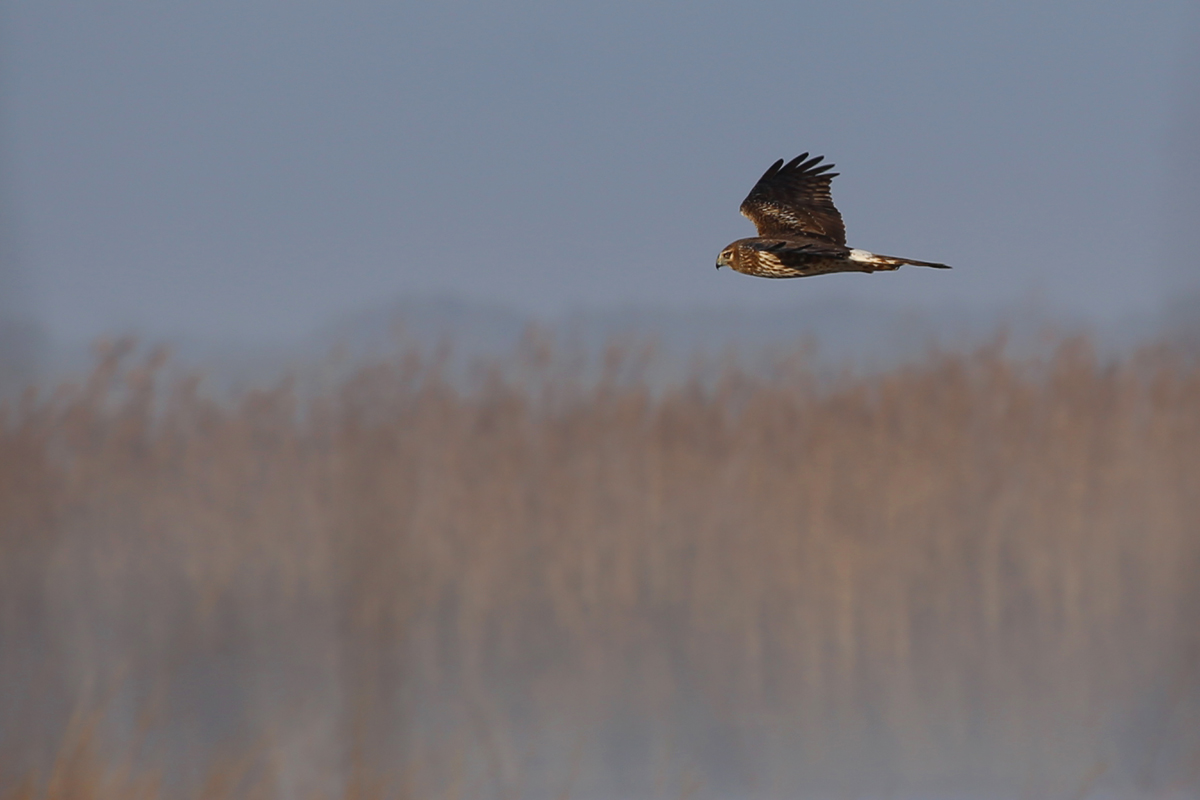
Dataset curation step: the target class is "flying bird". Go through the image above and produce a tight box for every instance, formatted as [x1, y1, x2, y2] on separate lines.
[716, 154, 951, 278]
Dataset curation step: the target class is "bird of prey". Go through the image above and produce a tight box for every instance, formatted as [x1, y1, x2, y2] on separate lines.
[716, 154, 951, 278]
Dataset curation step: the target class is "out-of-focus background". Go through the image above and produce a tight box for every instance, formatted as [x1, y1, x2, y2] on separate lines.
[2, 1, 1199, 798]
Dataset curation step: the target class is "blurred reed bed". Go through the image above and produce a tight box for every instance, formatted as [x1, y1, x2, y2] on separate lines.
[1, 333, 1199, 799]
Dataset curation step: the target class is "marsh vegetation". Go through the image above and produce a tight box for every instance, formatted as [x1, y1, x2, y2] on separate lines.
[2, 334, 1198, 799]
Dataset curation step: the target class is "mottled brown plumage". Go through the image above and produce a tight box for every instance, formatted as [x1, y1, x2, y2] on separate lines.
[716, 153, 951, 278]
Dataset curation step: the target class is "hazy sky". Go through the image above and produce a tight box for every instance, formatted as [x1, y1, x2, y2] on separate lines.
[3, 1, 1198, 343]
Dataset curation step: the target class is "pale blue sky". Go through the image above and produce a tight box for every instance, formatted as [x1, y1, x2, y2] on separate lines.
[3, 1, 1198, 343]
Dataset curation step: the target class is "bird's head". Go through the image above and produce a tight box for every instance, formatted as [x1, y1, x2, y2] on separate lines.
[716, 247, 735, 270]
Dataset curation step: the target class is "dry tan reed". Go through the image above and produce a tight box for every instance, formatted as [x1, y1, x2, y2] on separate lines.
[1, 334, 1198, 799]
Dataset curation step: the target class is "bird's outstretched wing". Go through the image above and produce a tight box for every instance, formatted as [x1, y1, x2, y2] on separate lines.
[739, 154, 845, 245]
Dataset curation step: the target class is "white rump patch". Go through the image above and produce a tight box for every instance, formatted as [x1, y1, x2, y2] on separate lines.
[848, 249, 882, 263]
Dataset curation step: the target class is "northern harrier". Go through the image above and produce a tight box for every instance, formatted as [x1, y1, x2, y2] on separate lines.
[716, 154, 951, 278]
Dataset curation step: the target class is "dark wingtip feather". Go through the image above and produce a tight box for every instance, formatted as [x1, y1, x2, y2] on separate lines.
[759, 158, 786, 181]
[773, 154, 837, 179]
[796, 155, 824, 172]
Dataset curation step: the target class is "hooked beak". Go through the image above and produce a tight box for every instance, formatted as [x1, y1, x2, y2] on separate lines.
[716, 251, 730, 270]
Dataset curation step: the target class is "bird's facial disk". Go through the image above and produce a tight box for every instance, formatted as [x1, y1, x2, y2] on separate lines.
[716, 248, 734, 269]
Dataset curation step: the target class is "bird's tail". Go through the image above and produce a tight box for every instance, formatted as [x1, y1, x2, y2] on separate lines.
[886, 254, 952, 269]
[848, 249, 952, 270]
